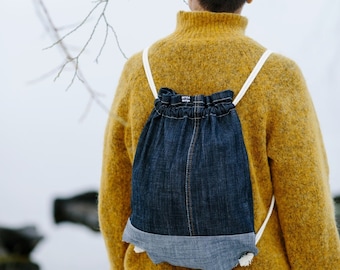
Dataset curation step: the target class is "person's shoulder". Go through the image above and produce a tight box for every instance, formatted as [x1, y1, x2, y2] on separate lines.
[262, 51, 308, 99]
[121, 43, 164, 76]
[265, 51, 303, 77]
[122, 51, 144, 72]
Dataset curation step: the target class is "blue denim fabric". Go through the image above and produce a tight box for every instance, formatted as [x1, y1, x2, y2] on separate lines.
[123, 219, 257, 270]
[124, 88, 256, 269]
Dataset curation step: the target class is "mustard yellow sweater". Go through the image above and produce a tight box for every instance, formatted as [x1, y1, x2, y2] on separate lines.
[99, 11, 340, 270]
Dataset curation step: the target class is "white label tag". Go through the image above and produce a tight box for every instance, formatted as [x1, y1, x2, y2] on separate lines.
[182, 96, 191, 103]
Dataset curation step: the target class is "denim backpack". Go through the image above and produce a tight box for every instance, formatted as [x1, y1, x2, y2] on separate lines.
[123, 47, 275, 270]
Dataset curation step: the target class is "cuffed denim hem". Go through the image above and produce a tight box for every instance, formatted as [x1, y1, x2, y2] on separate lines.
[123, 219, 258, 270]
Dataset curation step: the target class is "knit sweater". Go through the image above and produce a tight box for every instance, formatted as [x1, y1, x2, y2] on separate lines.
[98, 11, 340, 270]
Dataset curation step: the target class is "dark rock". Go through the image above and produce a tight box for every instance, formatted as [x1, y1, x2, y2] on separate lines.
[53, 191, 99, 232]
[0, 226, 42, 270]
[0, 262, 39, 270]
[0, 226, 43, 256]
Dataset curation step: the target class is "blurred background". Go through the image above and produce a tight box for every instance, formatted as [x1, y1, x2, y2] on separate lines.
[0, 0, 339, 269]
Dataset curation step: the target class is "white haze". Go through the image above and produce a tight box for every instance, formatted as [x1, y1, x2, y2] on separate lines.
[0, 1, 339, 269]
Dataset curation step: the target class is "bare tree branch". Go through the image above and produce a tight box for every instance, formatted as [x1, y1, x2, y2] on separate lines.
[41, 0, 127, 62]
[35, 0, 109, 119]
[27, 64, 71, 85]
[43, 0, 103, 51]
[96, 13, 127, 62]
[33, 0, 129, 121]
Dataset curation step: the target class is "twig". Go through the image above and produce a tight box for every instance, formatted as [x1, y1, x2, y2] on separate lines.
[96, 14, 127, 62]
[33, 0, 130, 124]
[43, 1, 103, 51]
[34, 0, 125, 120]
[27, 64, 71, 85]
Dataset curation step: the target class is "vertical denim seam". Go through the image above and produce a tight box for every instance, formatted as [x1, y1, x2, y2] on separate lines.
[185, 97, 200, 236]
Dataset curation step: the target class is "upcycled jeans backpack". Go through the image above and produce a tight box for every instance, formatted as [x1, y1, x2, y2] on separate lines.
[123, 48, 275, 270]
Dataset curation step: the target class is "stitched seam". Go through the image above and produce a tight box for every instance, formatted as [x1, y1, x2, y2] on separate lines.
[185, 98, 200, 236]
[155, 108, 235, 120]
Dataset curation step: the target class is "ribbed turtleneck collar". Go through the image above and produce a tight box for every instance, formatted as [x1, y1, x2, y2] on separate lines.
[174, 11, 248, 38]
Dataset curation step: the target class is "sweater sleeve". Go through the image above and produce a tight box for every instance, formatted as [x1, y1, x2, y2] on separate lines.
[266, 58, 340, 268]
[98, 60, 133, 270]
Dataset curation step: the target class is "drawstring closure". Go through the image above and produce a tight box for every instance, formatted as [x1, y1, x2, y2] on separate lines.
[155, 88, 236, 119]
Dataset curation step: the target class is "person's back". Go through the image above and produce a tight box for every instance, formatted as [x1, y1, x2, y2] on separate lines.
[99, 0, 340, 269]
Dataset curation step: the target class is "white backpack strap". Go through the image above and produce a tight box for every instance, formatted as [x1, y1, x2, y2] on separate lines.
[142, 46, 158, 99]
[143, 48, 272, 102]
[255, 195, 275, 244]
[233, 50, 272, 106]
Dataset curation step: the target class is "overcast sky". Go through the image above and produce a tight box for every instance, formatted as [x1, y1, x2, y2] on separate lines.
[0, 1, 339, 269]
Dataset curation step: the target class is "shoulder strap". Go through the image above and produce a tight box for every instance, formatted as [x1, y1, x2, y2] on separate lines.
[255, 195, 275, 244]
[233, 50, 272, 106]
[142, 46, 158, 99]
[142, 47, 272, 102]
